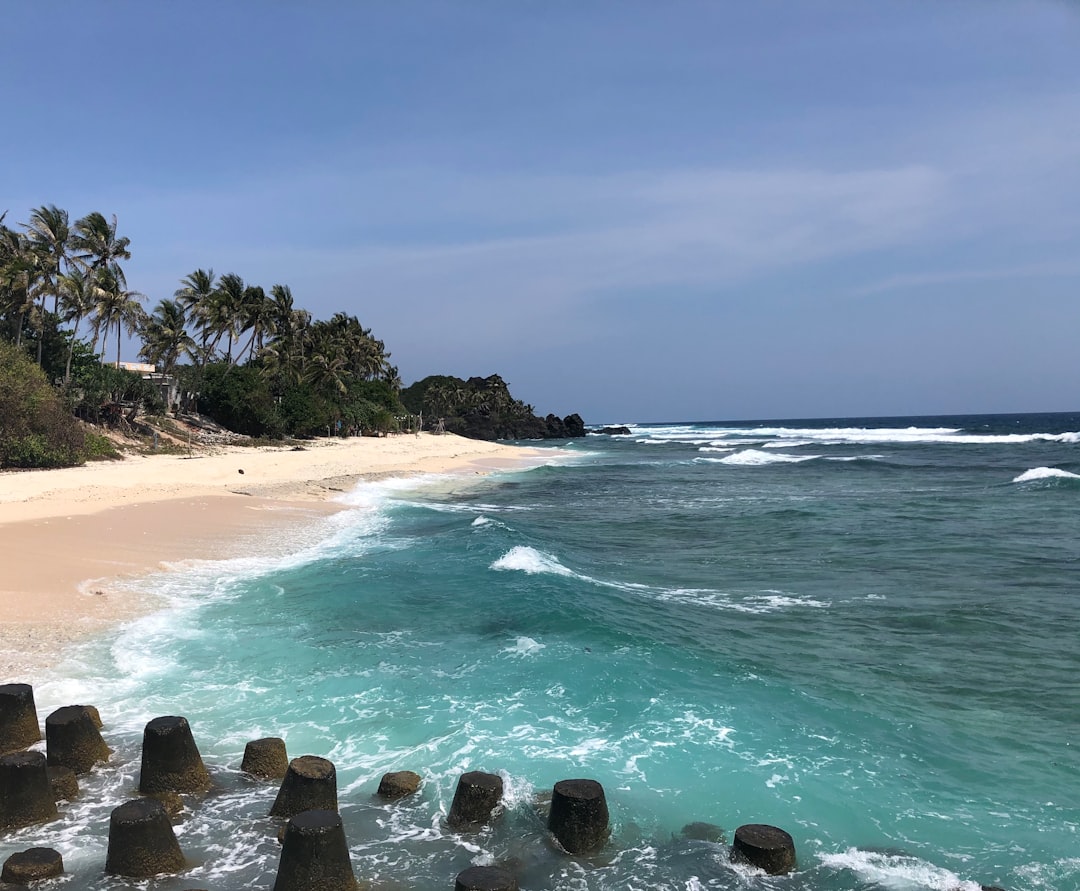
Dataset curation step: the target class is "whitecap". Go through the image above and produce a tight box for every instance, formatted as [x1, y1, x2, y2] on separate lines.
[501, 636, 546, 657]
[1012, 466, 1080, 483]
[718, 449, 819, 466]
[490, 545, 575, 576]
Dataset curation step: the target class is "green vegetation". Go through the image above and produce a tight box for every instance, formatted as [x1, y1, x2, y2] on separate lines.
[0, 341, 85, 468]
[2, 203, 583, 467]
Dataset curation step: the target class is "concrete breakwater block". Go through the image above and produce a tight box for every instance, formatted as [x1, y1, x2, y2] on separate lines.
[77, 704, 103, 729]
[46, 705, 110, 774]
[270, 756, 338, 818]
[1, 848, 64, 884]
[0, 751, 58, 831]
[447, 771, 504, 828]
[377, 770, 422, 800]
[105, 798, 186, 878]
[454, 865, 519, 891]
[242, 737, 289, 779]
[548, 778, 609, 854]
[272, 809, 357, 891]
[139, 716, 211, 794]
[730, 823, 796, 875]
[681, 821, 726, 843]
[46, 765, 78, 802]
[0, 685, 40, 755]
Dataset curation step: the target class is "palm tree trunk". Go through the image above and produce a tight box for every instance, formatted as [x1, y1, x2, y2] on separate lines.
[116, 321, 122, 368]
[64, 313, 83, 383]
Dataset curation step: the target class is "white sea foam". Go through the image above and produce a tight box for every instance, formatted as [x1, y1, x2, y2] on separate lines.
[491, 547, 828, 613]
[718, 449, 819, 465]
[1012, 466, 1080, 483]
[471, 516, 491, 526]
[490, 545, 575, 576]
[631, 423, 1080, 447]
[501, 636, 546, 657]
[820, 848, 981, 891]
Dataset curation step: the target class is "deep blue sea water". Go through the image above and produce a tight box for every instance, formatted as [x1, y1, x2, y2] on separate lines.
[11, 412, 1080, 891]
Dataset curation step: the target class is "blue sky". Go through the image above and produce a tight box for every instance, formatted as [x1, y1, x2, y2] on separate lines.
[3, 2, 1079, 422]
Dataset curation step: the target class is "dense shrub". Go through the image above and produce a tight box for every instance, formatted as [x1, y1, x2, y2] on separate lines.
[0, 341, 86, 468]
[197, 363, 284, 437]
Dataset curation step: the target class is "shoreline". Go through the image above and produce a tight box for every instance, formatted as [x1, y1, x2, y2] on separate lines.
[0, 433, 551, 679]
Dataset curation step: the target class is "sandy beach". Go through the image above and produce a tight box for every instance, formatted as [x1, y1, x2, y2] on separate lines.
[0, 433, 546, 678]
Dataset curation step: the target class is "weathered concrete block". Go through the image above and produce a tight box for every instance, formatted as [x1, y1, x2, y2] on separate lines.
[46, 765, 78, 802]
[105, 798, 185, 878]
[448, 771, 503, 828]
[272, 809, 357, 891]
[242, 737, 288, 779]
[138, 716, 211, 794]
[0, 751, 58, 831]
[681, 821, 726, 843]
[270, 756, 337, 818]
[377, 770, 422, 800]
[77, 704, 103, 729]
[1, 848, 63, 884]
[548, 778, 609, 853]
[46, 705, 110, 774]
[730, 823, 796, 875]
[0, 685, 40, 754]
[454, 865, 518, 891]
[147, 790, 184, 821]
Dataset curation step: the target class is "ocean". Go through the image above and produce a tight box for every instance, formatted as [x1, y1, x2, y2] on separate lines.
[14, 412, 1080, 891]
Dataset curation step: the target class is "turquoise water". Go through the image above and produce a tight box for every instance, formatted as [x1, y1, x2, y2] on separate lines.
[12, 413, 1080, 890]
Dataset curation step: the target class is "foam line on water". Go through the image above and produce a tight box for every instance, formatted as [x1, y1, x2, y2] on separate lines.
[715, 449, 820, 465]
[491, 546, 830, 613]
[632, 423, 1080, 446]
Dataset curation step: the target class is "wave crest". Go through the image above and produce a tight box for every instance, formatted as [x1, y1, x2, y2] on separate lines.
[1012, 467, 1080, 484]
[490, 546, 574, 576]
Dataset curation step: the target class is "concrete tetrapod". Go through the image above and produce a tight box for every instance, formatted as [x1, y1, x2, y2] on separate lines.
[0, 751, 58, 832]
[1, 848, 63, 884]
[46, 705, 110, 774]
[548, 779, 610, 854]
[377, 770, 422, 800]
[0, 685, 40, 755]
[105, 798, 186, 878]
[730, 823, 796, 875]
[270, 756, 338, 818]
[454, 865, 519, 891]
[46, 766, 78, 802]
[272, 809, 357, 891]
[138, 716, 211, 794]
[242, 737, 289, 779]
[447, 771, 503, 828]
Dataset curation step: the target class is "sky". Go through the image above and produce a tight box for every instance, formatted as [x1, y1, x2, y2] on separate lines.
[3, 1, 1079, 423]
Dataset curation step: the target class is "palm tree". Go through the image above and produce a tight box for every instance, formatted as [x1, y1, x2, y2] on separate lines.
[93, 264, 146, 368]
[0, 224, 42, 348]
[138, 299, 193, 375]
[213, 272, 246, 363]
[237, 284, 274, 362]
[71, 211, 131, 274]
[57, 267, 98, 383]
[174, 268, 217, 365]
[21, 205, 70, 363]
